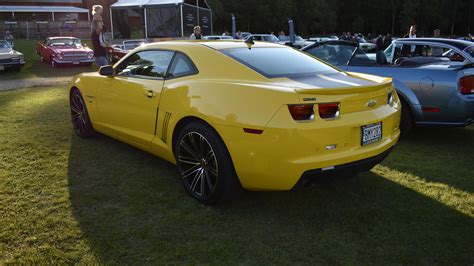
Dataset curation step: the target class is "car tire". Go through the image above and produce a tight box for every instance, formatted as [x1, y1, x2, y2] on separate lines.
[70, 89, 95, 138]
[175, 121, 242, 205]
[400, 98, 413, 136]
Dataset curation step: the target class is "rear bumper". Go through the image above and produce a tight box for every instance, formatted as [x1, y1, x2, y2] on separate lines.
[294, 146, 394, 189]
[216, 103, 401, 191]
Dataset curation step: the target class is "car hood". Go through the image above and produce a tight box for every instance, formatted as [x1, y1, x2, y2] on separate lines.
[0, 48, 22, 59]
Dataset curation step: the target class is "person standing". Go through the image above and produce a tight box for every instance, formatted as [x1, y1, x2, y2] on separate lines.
[278, 31, 288, 42]
[90, 4, 108, 67]
[236, 30, 242, 39]
[190, 26, 202, 40]
[404, 25, 417, 38]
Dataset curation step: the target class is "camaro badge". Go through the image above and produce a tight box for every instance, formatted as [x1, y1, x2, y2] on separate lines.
[367, 100, 377, 108]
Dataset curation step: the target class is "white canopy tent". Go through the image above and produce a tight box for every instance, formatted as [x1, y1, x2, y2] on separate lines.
[110, 0, 212, 39]
[0, 5, 90, 21]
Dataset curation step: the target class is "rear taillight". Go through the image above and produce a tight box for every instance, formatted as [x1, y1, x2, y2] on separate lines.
[288, 104, 314, 121]
[460, 76, 474, 95]
[318, 103, 340, 119]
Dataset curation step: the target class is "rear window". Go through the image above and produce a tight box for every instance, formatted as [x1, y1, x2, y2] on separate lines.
[221, 47, 339, 78]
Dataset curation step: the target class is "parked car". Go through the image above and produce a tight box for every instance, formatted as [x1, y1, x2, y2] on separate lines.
[37, 37, 94, 67]
[69, 41, 401, 204]
[244, 34, 279, 43]
[203, 35, 233, 40]
[0, 40, 25, 71]
[309, 35, 339, 42]
[356, 37, 377, 53]
[302, 38, 474, 134]
[279, 36, 314, 49]
[109, 39, 150, 63]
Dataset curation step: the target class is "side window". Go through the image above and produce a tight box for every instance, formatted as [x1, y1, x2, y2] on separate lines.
[115, 50, 174, 79]
[168, 53, 198, 78]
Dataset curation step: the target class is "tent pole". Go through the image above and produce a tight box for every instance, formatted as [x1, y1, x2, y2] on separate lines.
[52, 12, 55, 21]
[110, 8, 114, 39]
[180, 4, 184, 39]
[196, 0, 200, 26]
[144, 8, 148, 39]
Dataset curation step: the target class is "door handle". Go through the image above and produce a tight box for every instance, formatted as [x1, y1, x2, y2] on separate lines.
[146, 90, 156, 98]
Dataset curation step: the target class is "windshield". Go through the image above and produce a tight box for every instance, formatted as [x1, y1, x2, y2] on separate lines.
[49, 38, 81, 46]
[221, 47, 339, 78]
[305, 44, 375, 66]
[0, 40, 11, 49]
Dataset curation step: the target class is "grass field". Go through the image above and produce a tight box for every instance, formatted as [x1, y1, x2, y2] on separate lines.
[0, 86, 473, 264]
[0, 39, 95, 80]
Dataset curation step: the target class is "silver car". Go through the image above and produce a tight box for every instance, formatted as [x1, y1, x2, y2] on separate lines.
[302, 38, 474, 134]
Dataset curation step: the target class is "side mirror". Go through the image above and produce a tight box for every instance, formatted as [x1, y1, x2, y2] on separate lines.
[99, 65, 114, 76]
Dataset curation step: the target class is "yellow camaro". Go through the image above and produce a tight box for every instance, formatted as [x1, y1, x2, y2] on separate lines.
[69, 40, 401, 204]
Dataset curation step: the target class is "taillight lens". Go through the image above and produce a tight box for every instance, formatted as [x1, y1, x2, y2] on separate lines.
[460, 76, 474, 95]
[288, 104, 314, 121]
[318, 103, 340, 119]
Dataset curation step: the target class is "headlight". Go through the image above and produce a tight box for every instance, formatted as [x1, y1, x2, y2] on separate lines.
[88, 52, 94, 59]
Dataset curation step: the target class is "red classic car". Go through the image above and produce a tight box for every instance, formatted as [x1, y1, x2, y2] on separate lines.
[36, 37, 95, 67]
[108, 39, 150, 63]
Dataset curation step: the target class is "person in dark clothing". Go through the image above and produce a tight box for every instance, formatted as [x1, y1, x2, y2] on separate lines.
[375, 35, 384, 51]
[91, 29, 108, 67]
[383, 34, 392, 50]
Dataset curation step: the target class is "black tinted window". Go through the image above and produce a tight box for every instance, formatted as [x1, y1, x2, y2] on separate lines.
[116, 50, 174, 78]
[221, 47, 339, 78]
[169, 53, 198, 78]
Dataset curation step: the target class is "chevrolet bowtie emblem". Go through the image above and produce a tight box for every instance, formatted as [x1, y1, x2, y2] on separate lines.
[367, 100, 377, 108]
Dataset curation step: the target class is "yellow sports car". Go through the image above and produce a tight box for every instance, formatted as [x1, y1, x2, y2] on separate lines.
[69, 40, 401, 204]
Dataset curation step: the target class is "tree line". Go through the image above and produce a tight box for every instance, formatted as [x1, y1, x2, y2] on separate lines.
[207, 0, 473, 37]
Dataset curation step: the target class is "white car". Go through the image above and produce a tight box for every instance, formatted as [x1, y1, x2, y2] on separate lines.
[0, 40, 25, 71]
[203, 35, 233, 40]
[244, 34, 279, 43]
[279, 36, 314, 48]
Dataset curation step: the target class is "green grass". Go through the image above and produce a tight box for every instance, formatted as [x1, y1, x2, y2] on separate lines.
[0, 39, 96, 80]
[0, 87, 473, 264]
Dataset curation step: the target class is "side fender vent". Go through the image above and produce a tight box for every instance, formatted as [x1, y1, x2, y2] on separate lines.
[162, 112, 172, 143]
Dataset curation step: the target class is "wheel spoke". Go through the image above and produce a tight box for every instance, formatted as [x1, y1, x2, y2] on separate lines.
[180, 142, 200, 160]
[208, 166, 218, 177]
[182, 164, 201, 180]
[71, 105, 81, 114]
[190, 170, 203, 193]
[178, 155, 200, 165]
[204, 171, 214, 191]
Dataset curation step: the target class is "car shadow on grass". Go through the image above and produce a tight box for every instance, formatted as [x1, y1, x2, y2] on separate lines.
[67, 131, 474, 264]
[381, 126, 474, 194]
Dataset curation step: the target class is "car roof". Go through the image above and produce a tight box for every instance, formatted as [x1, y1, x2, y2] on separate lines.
[396, 38, 474, 50]
[142, 40, 284, 51]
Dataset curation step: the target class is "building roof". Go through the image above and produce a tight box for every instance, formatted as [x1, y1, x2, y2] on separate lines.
[0, 5, 89, 13]
[111, 0, 210, 9]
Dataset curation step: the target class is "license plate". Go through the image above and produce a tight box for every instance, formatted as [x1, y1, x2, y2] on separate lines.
[73, 62, 80, 65]
[361, 122, 382, 146]
[0, 65, 4, 71]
